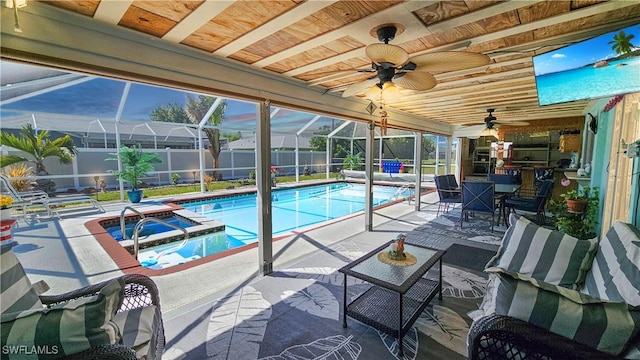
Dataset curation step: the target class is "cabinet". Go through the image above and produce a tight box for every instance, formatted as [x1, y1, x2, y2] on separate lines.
[510, 146, 550, 165]
[472, 146, 493, 174]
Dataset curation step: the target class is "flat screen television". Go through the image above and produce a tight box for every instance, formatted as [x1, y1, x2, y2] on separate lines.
[533, 24, 640, 106]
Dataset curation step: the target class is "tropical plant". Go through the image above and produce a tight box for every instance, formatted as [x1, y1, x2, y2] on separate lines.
[185, 95, 226, 180]
[151, 95, 227, 180]
[2, 164, 34, 192]
[342, 152, 362, 170]
[608, 30, 636, 55]
[105, 145, 162, 191]
[0, 124, 77, 175]
[549, 186, 599, 240]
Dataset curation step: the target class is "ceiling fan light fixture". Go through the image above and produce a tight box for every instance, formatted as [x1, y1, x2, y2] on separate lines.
[381, 82, 402, 103]
[365, 82, 403, 104]
[482, 127, 499, 138]
[364, 84, 382, 103]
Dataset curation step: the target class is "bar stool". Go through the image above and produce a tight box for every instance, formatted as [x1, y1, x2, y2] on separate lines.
[503, 165, 522, 185]
[534, 166, 554, 192]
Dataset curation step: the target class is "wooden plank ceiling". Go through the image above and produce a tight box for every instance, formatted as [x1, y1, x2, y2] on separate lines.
[39, 0, 640, 129]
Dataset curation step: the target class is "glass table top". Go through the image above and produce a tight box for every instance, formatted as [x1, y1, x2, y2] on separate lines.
[349, 244, 439, 287]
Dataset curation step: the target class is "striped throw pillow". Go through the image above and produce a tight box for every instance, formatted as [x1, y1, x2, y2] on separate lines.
[582, 221, 640, 306]
[486, 214, 597, 289]
[112, 305, 161, 359]
[1, 248, 42, 313]
[1, 278, 124, 360]
[483, 269, 640, 355]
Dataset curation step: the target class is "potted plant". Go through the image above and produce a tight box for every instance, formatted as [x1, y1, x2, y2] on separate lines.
[343, 152, 362, 171]
[0, 195, 13, 220]
[549, 184, 599, 240]
[106, 145, 162, 203]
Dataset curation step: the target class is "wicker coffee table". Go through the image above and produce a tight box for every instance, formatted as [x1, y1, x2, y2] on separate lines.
[339, 241, 444, 357]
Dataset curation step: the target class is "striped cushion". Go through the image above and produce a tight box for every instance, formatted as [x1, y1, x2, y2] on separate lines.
[486, 214, 597, 289]
[1, 248, 42, 313]
[582, 221, 640, 306]
[483, 269, 640, 355]
[112, 305, 161, 359]
[1, 278, 124, 359]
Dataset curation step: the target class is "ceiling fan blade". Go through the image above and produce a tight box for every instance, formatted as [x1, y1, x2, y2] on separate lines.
[495, 121, 530, 126]
[307, 69, 375, 86]
[393, 72, 437, 91]
[409, 51, 490, 72]
[342, 78, 378, 98]
[365, 44, 409, 66]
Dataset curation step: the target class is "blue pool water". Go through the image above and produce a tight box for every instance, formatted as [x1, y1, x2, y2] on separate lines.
[106, 216, 194, 241]
[536, 57, 640, 106]
[138, 183, 409, 268]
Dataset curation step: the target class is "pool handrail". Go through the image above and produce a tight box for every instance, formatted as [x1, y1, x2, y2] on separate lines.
[120, 206, 146, 240]
[133, 217, 189, 262]
[390, 184, 413, 205]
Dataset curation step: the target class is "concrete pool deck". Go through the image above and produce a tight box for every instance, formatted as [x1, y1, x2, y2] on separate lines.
[9, 185, 440, 315]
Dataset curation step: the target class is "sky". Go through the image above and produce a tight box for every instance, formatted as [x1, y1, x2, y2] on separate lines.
[533, 24, 640, 75]
[0, 68, 338, 135]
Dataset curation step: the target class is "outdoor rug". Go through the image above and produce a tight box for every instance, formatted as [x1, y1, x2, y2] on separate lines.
[162, 239, 498, 360]
[407, 208, 507, 248]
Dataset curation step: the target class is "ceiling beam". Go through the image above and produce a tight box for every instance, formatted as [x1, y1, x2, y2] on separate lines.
[94, 0, 132, 24]
[162, 1, 234, 42]
[214, 1, 339, 57]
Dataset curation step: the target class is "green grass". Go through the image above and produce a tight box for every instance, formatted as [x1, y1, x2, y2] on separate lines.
[91, 172, 337, 202]
[86, 168, 452, 203]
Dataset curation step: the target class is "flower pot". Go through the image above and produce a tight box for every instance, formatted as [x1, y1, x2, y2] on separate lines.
[566, 198, 586, 213]
[0, 208, 12, 221]
[127, 190, 143, 203]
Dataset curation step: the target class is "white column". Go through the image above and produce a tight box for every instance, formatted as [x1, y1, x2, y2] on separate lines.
[256, 101, 273, 276]
[445, 136, 453, 175]
[435, 136, 440, 175]
[166, 147, 172, 184]
[365, 123, 375, 231]
[414, 133, 423, 211]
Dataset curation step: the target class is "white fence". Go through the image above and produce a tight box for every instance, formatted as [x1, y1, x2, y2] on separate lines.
[1, 148, 328, 191]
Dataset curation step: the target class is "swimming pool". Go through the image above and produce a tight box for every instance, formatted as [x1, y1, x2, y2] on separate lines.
[105, 215, 196, 241]
[138, 182, 410, 268]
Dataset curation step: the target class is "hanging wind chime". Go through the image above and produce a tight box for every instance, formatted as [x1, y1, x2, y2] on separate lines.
[379, 107, 388, 136]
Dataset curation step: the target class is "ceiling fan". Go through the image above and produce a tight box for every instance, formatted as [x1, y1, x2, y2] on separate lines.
[463, 109, 530, 129]
[340, 24, 491, 103]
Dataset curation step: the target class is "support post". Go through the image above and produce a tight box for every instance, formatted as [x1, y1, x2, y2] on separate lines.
[256, 101, 273, 276]
[414, 132, 423, 211]
[365, 122, 375, 231]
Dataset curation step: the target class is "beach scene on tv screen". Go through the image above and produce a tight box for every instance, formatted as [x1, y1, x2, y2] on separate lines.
[534, 24, 640, 106]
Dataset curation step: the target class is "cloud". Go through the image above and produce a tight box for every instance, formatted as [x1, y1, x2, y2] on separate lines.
[551, 53, 566, 59]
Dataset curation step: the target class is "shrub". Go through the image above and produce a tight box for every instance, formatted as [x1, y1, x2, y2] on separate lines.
[170, 173, 181, 185]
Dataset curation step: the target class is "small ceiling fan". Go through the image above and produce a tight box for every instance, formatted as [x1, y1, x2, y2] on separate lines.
[463, 109, 530, 128]
[340, 24, 491, 103]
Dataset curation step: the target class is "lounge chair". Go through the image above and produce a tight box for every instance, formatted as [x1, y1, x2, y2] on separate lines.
[0, 175, 104, 219]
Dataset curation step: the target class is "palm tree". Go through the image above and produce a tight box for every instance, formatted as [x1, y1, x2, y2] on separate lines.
[0, 124, 77, 174]
[150, 95, 227, 180]
[0, 124, 78, 194]
[608, 30, 636, 55]
[183, 95, 227, 180]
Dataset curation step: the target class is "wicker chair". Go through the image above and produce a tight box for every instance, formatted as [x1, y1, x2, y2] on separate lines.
[37, 274, 165, 360]
[468, 314, 623, 360]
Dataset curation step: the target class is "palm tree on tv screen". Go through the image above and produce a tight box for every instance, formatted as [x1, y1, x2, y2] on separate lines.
[608, 30, 636, 55]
